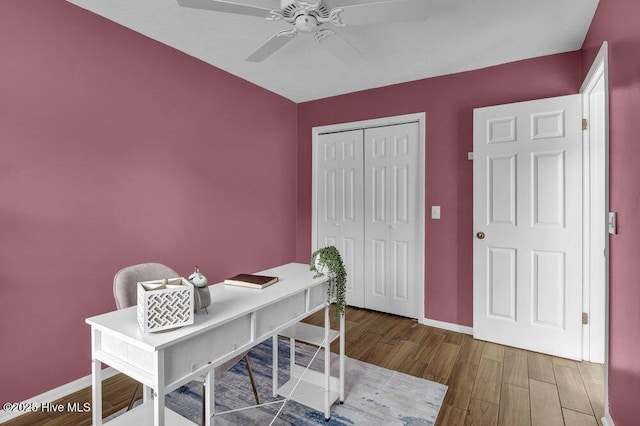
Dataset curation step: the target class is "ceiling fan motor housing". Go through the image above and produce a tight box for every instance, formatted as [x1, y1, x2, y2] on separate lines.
[280, 0, 330, 20]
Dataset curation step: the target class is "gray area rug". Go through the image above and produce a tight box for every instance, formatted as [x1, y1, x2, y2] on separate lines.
[110, 338, 446, 425]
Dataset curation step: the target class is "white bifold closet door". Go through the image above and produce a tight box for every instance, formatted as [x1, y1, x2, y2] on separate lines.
[363, 123, 420, 317]
[316, 129, 366, 308]
[316, 122, 420, 318]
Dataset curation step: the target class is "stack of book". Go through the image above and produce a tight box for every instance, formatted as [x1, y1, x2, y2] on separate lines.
[224, 274, 278, 289]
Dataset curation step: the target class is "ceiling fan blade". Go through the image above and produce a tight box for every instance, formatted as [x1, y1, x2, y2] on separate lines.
[316, 30, 365, 66]
[177, 0, 275, 19]
[335, 0, 430, 26]
[246, 30, 298, 62]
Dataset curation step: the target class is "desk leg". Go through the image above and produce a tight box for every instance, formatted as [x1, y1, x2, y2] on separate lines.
[91, 357, 102, 426]
[91, 329, 102, 426]
[324, 304, 330, 420]
[272, 335, 278, 398]
[153, 351, 165, 426]
[204, 370, 215, 426]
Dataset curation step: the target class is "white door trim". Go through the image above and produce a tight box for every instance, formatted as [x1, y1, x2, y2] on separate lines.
[312, 112, 426, 320]
[580, 40, 610, 424]
[581, 42, 609, 364]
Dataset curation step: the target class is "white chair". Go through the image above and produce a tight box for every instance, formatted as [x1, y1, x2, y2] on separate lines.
[113, 262, 260, 420]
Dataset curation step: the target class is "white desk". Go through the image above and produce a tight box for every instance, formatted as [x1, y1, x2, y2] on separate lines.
[86, 263, 345, 426]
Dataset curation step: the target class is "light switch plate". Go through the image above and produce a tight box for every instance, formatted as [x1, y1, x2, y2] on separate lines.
[432, 206, 441, 219]
[608, 212, 617, 234]
[468, 152, 474, 160]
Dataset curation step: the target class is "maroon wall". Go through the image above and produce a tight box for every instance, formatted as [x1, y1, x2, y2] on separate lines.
[0, 1, 298, 403]
[296, 52, 582, 326]
[6, 1, 635, 422]
[581, 0, 640, 424]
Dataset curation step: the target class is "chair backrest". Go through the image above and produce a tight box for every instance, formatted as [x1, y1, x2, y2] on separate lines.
[113, 262, 179, 310]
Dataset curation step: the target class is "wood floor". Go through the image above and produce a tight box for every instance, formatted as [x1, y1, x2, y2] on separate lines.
[5, 306, 604, 425]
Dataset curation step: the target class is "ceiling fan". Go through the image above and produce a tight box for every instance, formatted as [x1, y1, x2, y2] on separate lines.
[177, 0, 431, 63]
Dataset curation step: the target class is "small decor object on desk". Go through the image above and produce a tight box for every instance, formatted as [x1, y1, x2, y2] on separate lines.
[136, 277, 194, 333]
[188, 265, 211, 313]
[310, 245, 347, 317]
[224, 274, 278, 289]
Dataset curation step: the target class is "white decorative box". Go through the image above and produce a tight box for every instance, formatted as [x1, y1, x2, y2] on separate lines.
[136, 277, 194, 333]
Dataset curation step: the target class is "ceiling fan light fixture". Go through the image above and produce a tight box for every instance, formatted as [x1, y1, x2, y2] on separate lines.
[294, 12, 318, 33]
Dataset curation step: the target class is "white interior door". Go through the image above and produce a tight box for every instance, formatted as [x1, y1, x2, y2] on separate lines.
[316, 130, 365, 308]
[364, 122, 420, 318]
[473, 95, 583, 359]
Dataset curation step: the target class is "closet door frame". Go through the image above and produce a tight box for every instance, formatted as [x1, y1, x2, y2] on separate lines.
[312, 112, 426, 320]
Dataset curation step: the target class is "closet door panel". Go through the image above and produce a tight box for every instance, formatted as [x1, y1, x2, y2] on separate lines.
[364, 122, 419, 317]
[316, 130, 365, 308]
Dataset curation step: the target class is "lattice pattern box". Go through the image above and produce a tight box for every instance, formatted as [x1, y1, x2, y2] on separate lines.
[137, 277, 194, 333]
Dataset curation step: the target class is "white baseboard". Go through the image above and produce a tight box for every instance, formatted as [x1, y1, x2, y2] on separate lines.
[602, 410, 615, 426]
[420, 317, 473, 335]
[0, 367, 118, 423]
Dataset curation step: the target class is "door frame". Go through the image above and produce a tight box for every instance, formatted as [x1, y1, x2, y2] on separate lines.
[581, 41, 609, 364]
[580, 41, 610, 423]
[311, 112, 426, 320]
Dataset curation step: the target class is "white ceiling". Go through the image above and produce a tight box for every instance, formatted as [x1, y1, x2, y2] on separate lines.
[65, 0, 599, 103]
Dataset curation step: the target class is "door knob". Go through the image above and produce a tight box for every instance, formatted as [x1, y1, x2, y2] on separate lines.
[476, 231, 485, 240]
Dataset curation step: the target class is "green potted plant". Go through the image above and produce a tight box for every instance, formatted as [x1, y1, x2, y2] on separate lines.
[310, 246, 347, 318]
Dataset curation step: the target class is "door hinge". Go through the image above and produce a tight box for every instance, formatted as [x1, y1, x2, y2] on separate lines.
[582, 312, 589, 325]
[582, 118, 588, 131]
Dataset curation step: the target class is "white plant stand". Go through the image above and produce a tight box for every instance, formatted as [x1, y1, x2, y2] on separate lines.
[272, 308, 345, 421]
